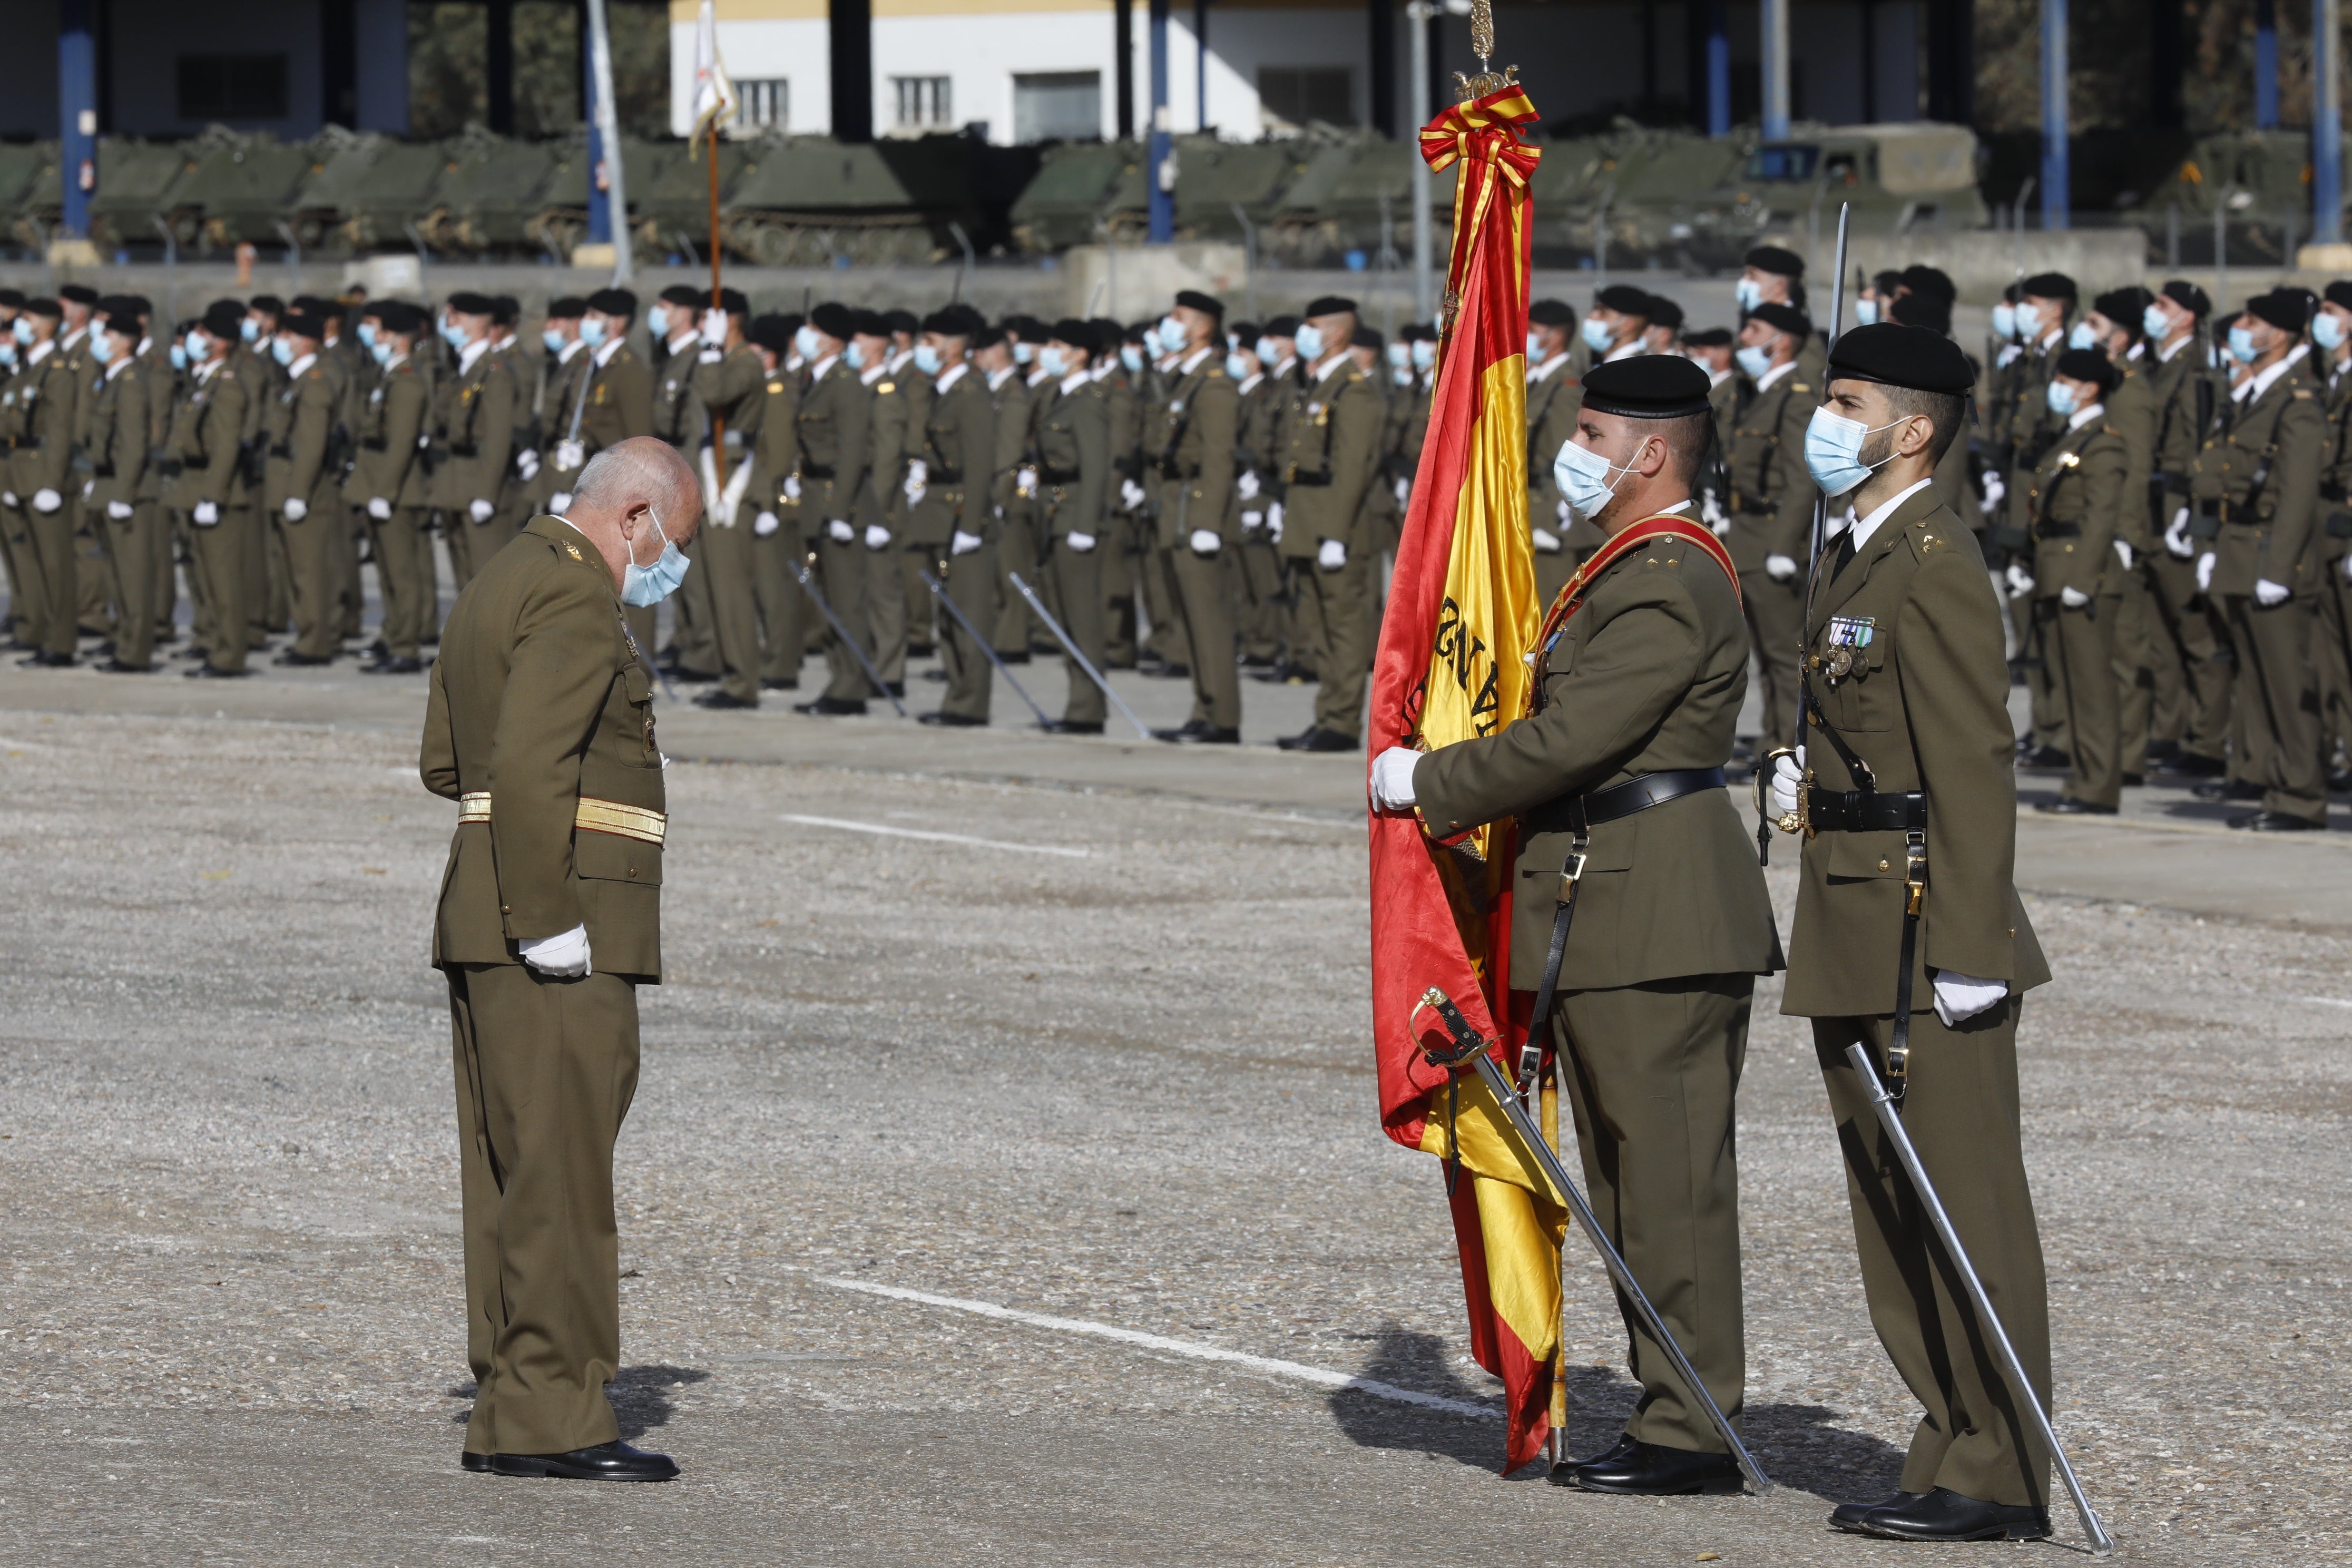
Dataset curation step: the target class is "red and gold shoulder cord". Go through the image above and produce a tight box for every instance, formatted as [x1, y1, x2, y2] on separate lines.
[1527, 514, 1741, 716]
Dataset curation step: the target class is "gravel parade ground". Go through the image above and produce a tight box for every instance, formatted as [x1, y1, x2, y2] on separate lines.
[1, 703, 2346, 1566]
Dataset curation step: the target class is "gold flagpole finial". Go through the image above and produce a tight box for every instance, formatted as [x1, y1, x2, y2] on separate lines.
[1452, 0, 1518, 102]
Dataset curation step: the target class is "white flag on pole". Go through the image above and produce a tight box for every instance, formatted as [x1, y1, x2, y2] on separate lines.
[691, 0, 737, 150]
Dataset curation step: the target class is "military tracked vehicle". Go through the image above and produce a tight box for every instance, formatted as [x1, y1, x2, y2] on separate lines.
[290, 128, 453, 256]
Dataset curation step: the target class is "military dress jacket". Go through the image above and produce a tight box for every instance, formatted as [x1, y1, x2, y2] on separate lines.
[795, 357, 870, 527]
[749, 360, 799, 526]
[1036, 377, 1110, 536]
[429, 343, 520, 514]
[162, 360, 252, 511]
[2021, 412, 2129, 600]
[907, 365, 996, 545]
[1780, 486, 2051, 1018]
[1722, 362, 1817, 572]
[1276, 359, 1382, 560]
[1414, 516, 1782, 991]
[344, 356, 430, 511]
[859, 364, 913, 535]
[7, 342, 82, 500]
[575, 343, 655, 458]
[81, 359, 150, 515]
[2102, 357, 2159, 555]
[262, 355, 345, 516]
[1144, 350, 1239, 545]
[987, 366, 1034, 523]
[421, 514, 664, 981]
[2190, 362, 2325, 599]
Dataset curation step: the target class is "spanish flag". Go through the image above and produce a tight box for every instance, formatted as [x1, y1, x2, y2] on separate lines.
[1366, 84, 1564, 1474]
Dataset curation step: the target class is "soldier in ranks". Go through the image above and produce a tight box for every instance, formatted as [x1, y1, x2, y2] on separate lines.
[2138, 281, 2231, 780]
[117, 293, 182, 657]
[1245, 315, 1305, 682]
[554, 288, 656, 646]
[6, 297, 83, 665]
[793, 302, 883, 717]
[1093, 319, 1150, 672]
[903, 305, 998, 727]
[2073, 288, 2161, 783]
[1997, 273, 2080, 771]
[83, 307, 155, 673]
[1525, 298, 1584, 599]
[523, 297, 593, 522]
[1640, 292, 1684, 357]
[1274, 295, 1383, 753]
[260, 307, 350, 667]
[166, 300, 258, 679]
[2312, 283, 2352, 788]
[986, 318, 1044, 665]
[889, 308, 939, 656]
[347, 300, 434, 674]
[835, 310, 906, 694]
[55, 285, 109, 648]
[238, 296, 291, 652]
[648, 283, 722, 682]
[1723, 300, 1816, 752]
[1733, 245, 1819, 380]
[1142, 291, 1243, 745]
[737, 313, 808, 694]
[2189, 289, 2328, 830]
[1224, 323, 1282, 672]
[1030, 320, 1114, 733]
[682, 291, 776, 711]
[430, 292, 520, 591]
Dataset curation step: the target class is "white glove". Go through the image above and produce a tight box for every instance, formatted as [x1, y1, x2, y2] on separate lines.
[32, 487, 60, 513]
[1017, 465, 1040, 494]
[1700, 492, 1728, 532]
[1065, 531, 1096, 552]
[1979, 471, 2006, 510]
[950, 530, 984, 556]
[1768, 746, 1805, 819]
[1932, 968, 2007, 1027]
[829, 518, 854, 543]
[753, 510, 780, 537]
[2164, 506, 2194, 558]
[904, 460, 928, 505]
[2343, 553, 2352, 582]
[1189, 527, 1221, 556]
[105, 499, 133, 521]
[2113, 538, 2134, 571]
[469, 498, 494, 524]
[1532, 528, 1563, 553]
[192, 501, 220, 526]
[864, 523, 891, 550]
[783, 474, 802, 501]
[2196, 552, 2217, 593]
[1236, 469, 1261, 501]
[1267, 501, 1285, 543]
[700, 308, 729, 345]
[2060, 585, 2091, 608]
[549, 491, 573, 514]
[2004, 562, 2035, 596]
[367, 496, 393, 521]
[81, 478, 94, 500]
[517, 449, 540, 481]
[2256, 577, 2291, 606]
[1369, 746, 1420, 811]
[1, 492, 15, 508]
[1317, 537, 1347, 571]
[1120, 478, 1147, 512]
[554, 438, 585, 472]
[518, 922, 592, 978]
[1240, 509, 1264, 531]
[1394, 476, 1411, 508]
[282, 497, 308, 522]
[1765, 554, 1798, 582]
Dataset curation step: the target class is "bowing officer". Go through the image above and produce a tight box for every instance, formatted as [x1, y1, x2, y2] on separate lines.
[1768, 323, 2056, 1543]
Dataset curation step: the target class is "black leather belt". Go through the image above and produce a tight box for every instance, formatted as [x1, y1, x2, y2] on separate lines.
[800, 462, 835, 479]
[1805, 787, 1926, 832]
[360, 437, 387, 452]
[89, 462, 115, 478]
[1039, 465, 1080, 484]
[181, 455, 210, 471]
[2034, 522, 2080, 538]
[1286, 466, 1332, 486]
[1561, 767, 1727, 831]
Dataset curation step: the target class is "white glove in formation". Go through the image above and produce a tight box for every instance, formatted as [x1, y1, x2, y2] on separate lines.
[700, 308, 729, 345]
[1189, 528, 1221, 556]
[548, 492, 573, 514]
[106, 500, 134, 521]
[520, 923, 592, 978]
[1065, 531, 1096, 552]
[1, 492, 16, 508]
[2164, 506, 2194, 558]
[1532, 528, 1562, 553]
[282, 497, 308, 522]
[469, 498, 495, 523]
[1017, 466, 1039, 494]
[1317, 538, 1347, 571]
[367, 496, 393, 521]
[1979, 471, 2006, 511]
[1700, 493, 1728, 533]
[1236, 469, 1260, 501]
[1764, 554, 1798, 582]
[2196, 552, 2217, 593]
[32, 488, 60, 513]
[904, 460, 928, 506]
[516, 449, 540, 482]
[783, 474, 802, 501]
[950, 530, 984, 556]
[192, 501, 220, 526]
[1369, 746, 1419, 811]
[1768, 746, 1805, 819]
[2004, 562, 2035, 596]
[752, 511, 780, 537]
[553, 438, 585, 472]
[1266, 502, 1285, 543]
[2113, 539, 2134, 571]
[1240, 510, 1264, 531]
[1394, 476, 1411, 508]
[864, 524, 891, 551]
[1119, 478, 1148, 512]
[828, 518, 854, 543]
[2060, 585, 2090, 609]
[1932, 969, 2007, 1027]
[2255, 578, 2291, 607]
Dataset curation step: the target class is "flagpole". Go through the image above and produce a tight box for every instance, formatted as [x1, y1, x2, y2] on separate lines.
[708, 131, 727, 487]
[699, 0, 730, 488]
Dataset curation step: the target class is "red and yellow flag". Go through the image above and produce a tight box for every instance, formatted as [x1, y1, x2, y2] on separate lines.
[1367, 84, 1565, 1474]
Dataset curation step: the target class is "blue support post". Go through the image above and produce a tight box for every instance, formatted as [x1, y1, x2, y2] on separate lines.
[1760, 0, 1788, 139]
[1706, 0, 1730, 136]
[2041, 0, 2069, 230]
[2318, 0, 2342, 244]
[584, 32, 611, 243]
[1148, 0, 1172, 243]
[58, 0, 95, 240]
[2256, 0, 2280, 129]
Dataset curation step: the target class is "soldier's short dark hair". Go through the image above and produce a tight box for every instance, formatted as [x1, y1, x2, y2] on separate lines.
[1876, 385, 1967, 467]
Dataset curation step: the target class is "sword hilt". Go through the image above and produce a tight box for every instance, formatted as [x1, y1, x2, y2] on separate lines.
[1412, 987, 1494, 1069]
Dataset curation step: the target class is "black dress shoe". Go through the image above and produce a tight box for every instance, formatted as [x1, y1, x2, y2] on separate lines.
[761, 677, 799, 691]
[2193, 777, 2263, 802]
[17, 651, 73, 668]
[1153, 719, 1213, 741]
[1237, 651, 1277, 669]
[186, 664, 251, 679]
[2145, 739, 2182, 765]
[2161, 749, 2228, 778]
[1560, 1439, 1743, 1496]
[918, 710, 987, 727]
[794, 695, 867, 716]
[995, 649, 1031, 664]
[2329, 767, 2352, 795]
[1846, 1487, 2049, 1542]
[1275, 728, 1315, 751]
[1047, 718, 1104, 735]
[693, 688, 757, 710]
[1828, 1490, 1922, 1531]
[2121, 772, 2144, 787]
[1547, 1432, 1639, 1484]
[96, 658, 153, 674]
[361, 656, 424, 675]
[272, 650, 332, 667]
[669, 664, 720, 684]
[1171, 724, 1241, 744]
[2229, 809, 2327, 832]
[1292, 728, 1359, 753]
[487, 1438, 679, 1483]
[2035, 797, 2116, 815]
[2015, 743, 2070, 770]
[884, 681, 906, 698]
[460, 1451, 492, 1473]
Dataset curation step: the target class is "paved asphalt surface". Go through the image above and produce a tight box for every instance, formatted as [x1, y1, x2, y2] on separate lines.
[0, 646, 2346, 1565]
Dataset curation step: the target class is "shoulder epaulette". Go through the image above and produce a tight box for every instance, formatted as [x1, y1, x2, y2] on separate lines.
[877, 380, 896, 394]
[1789, 382, 1811, 393]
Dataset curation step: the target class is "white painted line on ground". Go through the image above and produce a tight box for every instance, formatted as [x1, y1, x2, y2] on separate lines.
[780, 814, 1091, 858]
[815, 1275, 1501, 1422]
[2296, 996, 2352, 1010]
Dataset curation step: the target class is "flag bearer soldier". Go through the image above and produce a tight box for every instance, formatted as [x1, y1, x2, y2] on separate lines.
[1723, 300, 1817, 751]
[1276, 296, 1384, 753]
[738, 315, 809, 693]
[1525, 299, 1583, 598]
[8, 297, 83, 665]
[2140, 282, 2231, 778]
[1029, 320, 1114, 734]
[793, 302, 883, 716]
[431, 293, 520, 591]
[910, 305, 1000, 727]
[261, 307, 350, 666]
[2314, 282, 2352, 787]
[1767, 323, 2057, 1543]
[166, 301, 259, 679]
[84, 308, 157, 672]
[684, 288, 769, 710]
[1369, 356, 1781, 1497]
[1140, 292, 1242, 744]
[2189, 290, 2329, 831]
[348, 301, 434, 674]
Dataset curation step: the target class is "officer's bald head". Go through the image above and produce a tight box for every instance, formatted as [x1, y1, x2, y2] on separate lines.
[564, 437, 702, 590]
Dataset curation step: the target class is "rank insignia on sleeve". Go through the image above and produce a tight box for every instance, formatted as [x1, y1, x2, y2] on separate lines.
[1827, 614, 1875, 649]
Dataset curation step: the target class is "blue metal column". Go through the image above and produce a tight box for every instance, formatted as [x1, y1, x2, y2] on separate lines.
[1705, 0, 1730, 135]
[1760, 0, 1788, 139]
[2041, 0, 2069, 230]
[1148, 0, 1172, 242]
[583, 8, 610, 244]
[2319, 0, 2342, 244]
[2256, 0, 2280, 129]
[59, 0, 96, 239]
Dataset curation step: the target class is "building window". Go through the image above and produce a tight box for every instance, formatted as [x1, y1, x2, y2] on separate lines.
[1258, 66, 1351, 130]
[737, 78, 788, 129]
[1013, 71, 1101, 143]
[177, 54, 290, 121]
[893, 76, 953, 131]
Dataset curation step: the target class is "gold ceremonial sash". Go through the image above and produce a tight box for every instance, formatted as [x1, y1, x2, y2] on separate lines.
[456, 791, 667, 846]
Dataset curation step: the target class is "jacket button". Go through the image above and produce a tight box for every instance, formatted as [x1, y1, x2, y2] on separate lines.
[1878, 858, 1890, 871]
[500, 905, 511, 914]
[627, 867, 638, 878]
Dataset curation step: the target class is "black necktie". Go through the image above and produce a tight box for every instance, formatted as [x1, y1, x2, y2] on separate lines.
[1831, 528, 1857, 579]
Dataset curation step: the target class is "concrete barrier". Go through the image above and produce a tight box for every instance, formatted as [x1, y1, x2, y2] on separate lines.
[1836, 229, 2153, 305]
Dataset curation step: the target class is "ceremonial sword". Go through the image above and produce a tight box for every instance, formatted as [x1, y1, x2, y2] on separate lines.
[917, 566, 1054, 730]
[1412, 986, 1773, 1495]
[1007, 571, 1153, 740]
[788, 558, 908, 717]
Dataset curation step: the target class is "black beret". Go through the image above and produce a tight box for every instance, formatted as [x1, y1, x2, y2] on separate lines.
[96, 312, 138, 339]
[1593, 283, 1652, 317]
[491, 296, 519, 326]
[1174, 289, 1224, 318]
[1581, 355, 1713, 418]
[1888, 291, 1951, 334]
[0, 288, 24, 309]
[586, 287, 637, 318]
[656, 284, 703, 308]
[1746, 301, 1811, 339]
[2020, 271, 2077, 301]
[2246, 289, 2311, 334]
[445, 291, 494, 316]
[1745, 245, 1805, 277]
[852, 309, 893, 338]
[1087, 317, 1124, 345]
[22, 296, 63, 320]
[1351, 324, 1384, 350]
[919, 305, 983, 337]
[1050, 317, 1097, 351]
[884, 308, 918, 334]
[1303, 295, 1357, 318]
[718, 287, 747, 317]
[58, 283, 98, 307]
[1002, 313, 1048, 344]
[1263, 314, 1301, 337]
[1527, 298, 1575, 327]
[288, 293, 330, 314]
[1229, 320, 1260, 342]
[248, 294, 285, 316]
[545, 295, 589, 319]
[2054, 347, 2118, 391]
[121, 294, 152, 317]
[1827, 322, 1975, 394]
[1871, 269, 1905, 295]
[2327, 282, 2352, 313]
[374, 300, 425, 336]
[2159, 279, 2211, 318]
[2092, 287, 2154, 333]
[97, 293, 142, 319]
[746, 314, 796, 356]
[200, 299, 246, 337]
[1680, 326, 1733, 348]
[1899, 265, 1957, 302]
[808, 301, 857, 340]
[1645, 294, 1684, 329]
[280, 309, 330, 341]
[1400, 321, 1437, 342]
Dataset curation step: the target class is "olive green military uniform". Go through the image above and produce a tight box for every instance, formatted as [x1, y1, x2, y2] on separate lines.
[2142, 338, 2230, 764]
[1232, 370, 1290, 665]
[851, 362, 914, 684]
[987, 365, 1041, 657]
[688, 344, 772, 705]
[742, 361, 807, 689]
[7, 340, 84, 658]
[1037, 372, 1112, 727]
[2314, 356, 2352, 770]
[524, 343, 593, 517]
[236, 343, 289, 650]
[1279, 358, 1385, 742]
[1783, 486, 2055, 1512]
[1098, 362, 1148, 667]
[139, 335, 183, 652]
[1722, 361, 1816, 748]
[63, 329, 113, 642]
[1416, 516, 1781, 1456]
[2190, 359, 2328, 822]
[2100, 356, 2160, 775]
[555, 341, 658, 648]
[887, 351, 938, 645]
[1524, 356, 1584, 605]
[651, 332, 720, 678]
[431, 341, 520, 590]
[421, 513, 665, 1461]
[83, 355, 157, 668]
[2022, 411, 2131, 807]
[347, 354, 433, 663]
[262, 352, 350, 662]
[1145, 348, 1242, 733]
[913, 365, 1001, 720]
[800, 356, 882, 704]
[2000, 330, 2070, 756]
[163, 358, 254, 673]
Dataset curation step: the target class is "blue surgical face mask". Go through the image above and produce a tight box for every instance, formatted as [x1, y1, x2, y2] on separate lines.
[370, 340, 394, 367]
[543, 327, 568, 354]
[1159, 314, 1187, 354]
[912, 342, 942, 376]
[1412, 339, 1436, 370]
[2142, 303, 2173, 342]
[1256, 336, 1280, 364]
[2228, 325, 2258, 364]
[441, 320, 466, 349]
[240, 318, 260, 342]
[2316, 312, 2348, 351]
[1854, 298, 1879, 327]
[165, 342, 182, 371]
[580, 316, 609, 348]
[1226, 351, 1251, 381]
[1293, 324, 1326, 361]
[2046, 380, 2080, 417]
[0, 340, 18, 368]
[1734, 342, 1775, 379]
[2067, 320, 2099, 351]
[1386, 341, 1409, 369]
[1012, 340, 1035, 365]
[185, 328, 211, 360]
[1553, 434, 1651, 521]
[647, 303, 671, 339]
[1990, 302, 2016, 340]
[1735, 278, 1763, 312]
[1580, 317, 1615, 353]
[12, 317, 35, 345]
[90, 331, 117, 365]
[621, 506, 691, 606]
[844, 340, 867, 370]
[271, 336, 295, 366]
[1120, 345, 1144, 373]
[1039, 346, 1070, 378]
[2013, 301, 2045, 339]
[357, 321, 378, 349]
[1525, 330, 1545, 360]
[1804, 405, 1905, 497]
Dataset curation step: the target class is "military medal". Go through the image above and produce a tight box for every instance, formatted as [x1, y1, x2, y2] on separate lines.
[1822, 615, 1874, 681]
